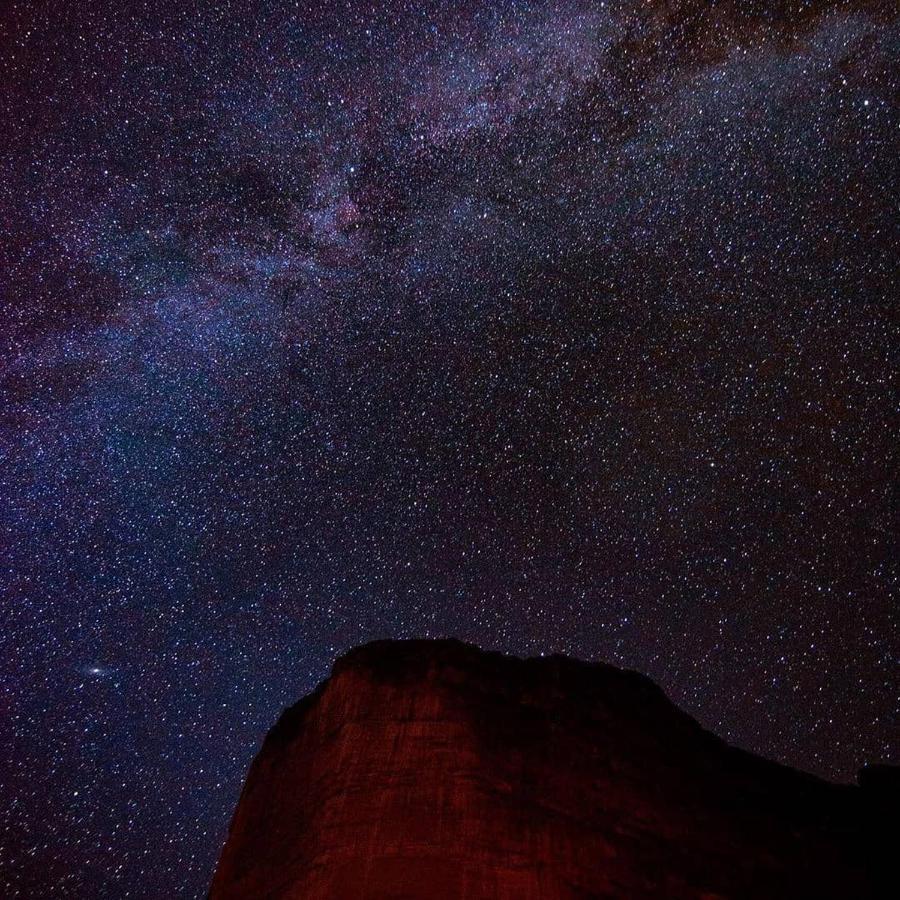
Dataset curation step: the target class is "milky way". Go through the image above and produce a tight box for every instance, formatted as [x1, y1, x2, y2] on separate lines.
[1, 1, 897, 896]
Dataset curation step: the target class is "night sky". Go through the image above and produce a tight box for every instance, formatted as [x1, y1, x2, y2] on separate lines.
[0, 1, 897, 896]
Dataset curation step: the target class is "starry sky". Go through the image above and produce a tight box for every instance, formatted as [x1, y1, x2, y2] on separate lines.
[0, 0, 897, 896]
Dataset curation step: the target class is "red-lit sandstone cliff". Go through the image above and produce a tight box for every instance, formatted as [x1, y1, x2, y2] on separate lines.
[210, 639, 880, 899]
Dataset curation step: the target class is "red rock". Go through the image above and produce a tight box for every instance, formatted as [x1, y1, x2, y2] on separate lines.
[210, 640, 877, 899]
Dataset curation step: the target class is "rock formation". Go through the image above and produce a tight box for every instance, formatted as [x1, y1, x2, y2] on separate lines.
[210, 639, 881, 899]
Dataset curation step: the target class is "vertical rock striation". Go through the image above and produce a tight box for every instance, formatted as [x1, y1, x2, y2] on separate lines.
[210, 640, 878, 899]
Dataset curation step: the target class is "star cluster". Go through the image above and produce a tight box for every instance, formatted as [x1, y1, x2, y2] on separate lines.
[1, 1, 897, 897]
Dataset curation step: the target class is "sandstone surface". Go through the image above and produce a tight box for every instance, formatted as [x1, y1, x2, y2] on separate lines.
[210, 639, 880, 899]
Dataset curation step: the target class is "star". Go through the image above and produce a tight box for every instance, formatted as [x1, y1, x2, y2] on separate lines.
[0, 1, 895, 896]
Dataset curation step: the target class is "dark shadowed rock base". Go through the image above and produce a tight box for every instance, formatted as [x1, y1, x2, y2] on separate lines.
[210, 640, 882, 899]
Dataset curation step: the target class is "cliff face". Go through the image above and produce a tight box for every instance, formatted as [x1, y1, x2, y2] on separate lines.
[210, 640, 875, 899]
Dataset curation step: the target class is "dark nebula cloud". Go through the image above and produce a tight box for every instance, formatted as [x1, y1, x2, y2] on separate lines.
[0, 1, 897, 896]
